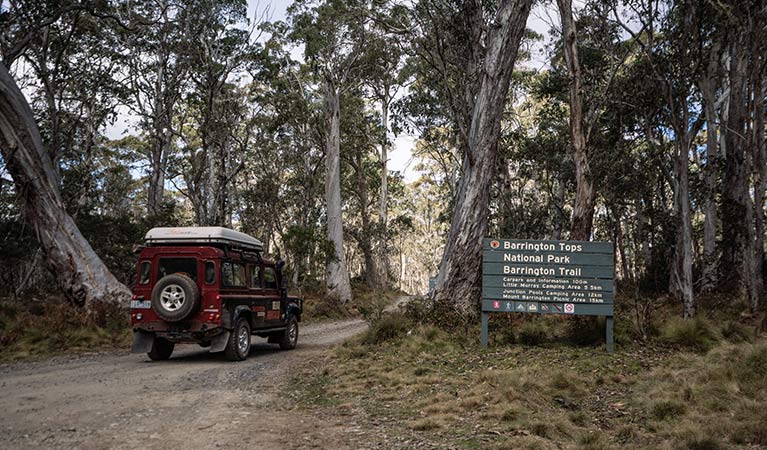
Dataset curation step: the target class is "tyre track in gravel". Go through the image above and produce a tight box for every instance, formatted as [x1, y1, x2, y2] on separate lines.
[0, 299, 410, 450]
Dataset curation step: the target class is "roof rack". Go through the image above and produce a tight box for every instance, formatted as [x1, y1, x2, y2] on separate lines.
[144, 227, 264, 252]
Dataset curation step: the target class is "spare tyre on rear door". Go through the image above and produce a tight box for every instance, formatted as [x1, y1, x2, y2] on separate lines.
[151, 273, 200, 322]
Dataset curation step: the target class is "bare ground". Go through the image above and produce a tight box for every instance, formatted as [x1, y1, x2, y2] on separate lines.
[0, 306, 402, 450]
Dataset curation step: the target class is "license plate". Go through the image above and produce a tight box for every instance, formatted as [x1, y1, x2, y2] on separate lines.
[130, 300, 151, 309]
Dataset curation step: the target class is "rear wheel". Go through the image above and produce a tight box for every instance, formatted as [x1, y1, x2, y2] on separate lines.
[224, 317, 251, 361]
[147, 337, 174, 361]
[279, 316, 299, 350]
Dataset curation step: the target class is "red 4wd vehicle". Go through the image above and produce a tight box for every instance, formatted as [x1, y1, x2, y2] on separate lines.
[130, 227, 302, 361]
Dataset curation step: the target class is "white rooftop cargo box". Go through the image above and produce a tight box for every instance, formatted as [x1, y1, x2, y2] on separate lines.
[144, 227, 264, 252]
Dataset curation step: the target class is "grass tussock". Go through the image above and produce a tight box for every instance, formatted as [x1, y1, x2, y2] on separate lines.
[659, 316, 721, 352]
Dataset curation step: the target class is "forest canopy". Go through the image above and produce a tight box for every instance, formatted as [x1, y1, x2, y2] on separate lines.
[0, 0, 765, 322]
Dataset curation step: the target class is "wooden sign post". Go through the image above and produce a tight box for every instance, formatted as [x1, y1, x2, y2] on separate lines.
[480, 238, 615, 352]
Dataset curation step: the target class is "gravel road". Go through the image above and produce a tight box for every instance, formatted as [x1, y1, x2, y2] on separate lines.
[0, 313, 382, 450]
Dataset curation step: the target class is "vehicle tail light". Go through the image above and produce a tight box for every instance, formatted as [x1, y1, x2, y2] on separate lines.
[136, 313, 143, 320]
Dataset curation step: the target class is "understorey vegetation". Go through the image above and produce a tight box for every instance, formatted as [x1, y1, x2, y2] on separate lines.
[0, 296, 130, 362]
[292, 295, 767, 449]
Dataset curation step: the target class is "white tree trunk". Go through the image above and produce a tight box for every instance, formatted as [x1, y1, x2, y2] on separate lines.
[699, 73, 719, 291]
[323, 82, 352, 303]
[434, 0, 533, 317]
[378, 94, 390, 287]
[557, 0, 595, 241]
[672, 137, 695, 318]
[0, 63, 129, 308]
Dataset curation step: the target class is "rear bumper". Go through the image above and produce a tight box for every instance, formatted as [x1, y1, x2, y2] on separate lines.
[130, 324, 226, 353]
[132, 320, 220, 333]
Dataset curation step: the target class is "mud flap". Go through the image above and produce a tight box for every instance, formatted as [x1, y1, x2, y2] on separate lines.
[131, 330, 154, 353]
[209, 331, 230, 353]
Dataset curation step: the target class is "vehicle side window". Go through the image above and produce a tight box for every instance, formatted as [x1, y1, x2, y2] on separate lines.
[222, 262, 246, 287]
[204, 261, 216, 285]
[139, 261, 151, 284]
[263, 267, 278, 289]
[250, 265, 261, 288]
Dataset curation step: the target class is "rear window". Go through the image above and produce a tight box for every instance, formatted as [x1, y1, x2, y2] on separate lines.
[139, 261, 151, 284]
[222, 262, 246, 287]
[204, 261, 216, 284]
[158, 258, 197, 282]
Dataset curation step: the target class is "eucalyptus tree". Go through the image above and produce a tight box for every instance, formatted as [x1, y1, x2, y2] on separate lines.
[358, 2, 413, 287]
[0, 1, 130, 308]
[413, 0, 534, 319]
[717, 1, 767, 311]
[118, 0, 190, 216]
[603, 0, 707, 317]
[340, 91, 381, 287]
[556, 0, 593, 240]
[288, 0, 371, 302]
[171, 0, 256, 226]
[243, 23, 328, 283]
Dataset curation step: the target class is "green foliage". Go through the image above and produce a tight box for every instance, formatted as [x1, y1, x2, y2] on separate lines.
[361, 312, 413, 345]
[301, 293, 350, 322]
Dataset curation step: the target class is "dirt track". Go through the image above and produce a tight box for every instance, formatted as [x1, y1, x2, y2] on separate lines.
[0, 312, 385, 450]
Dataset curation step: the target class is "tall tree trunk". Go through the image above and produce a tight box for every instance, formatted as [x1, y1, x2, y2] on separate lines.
[672, 136, 695, 318]
[323, 82, 352, 303]
[147, 41, 168, 216]
[0, 63, 129, 308]
[378, 93, 390, 288]
[699, 69, 719, 291]
[355, 154, 378, 288]
[434, 0, 533, 317]
[753, 74, 766, 310]
[721, 40, 751, 295]
[557, 0, 595, 241]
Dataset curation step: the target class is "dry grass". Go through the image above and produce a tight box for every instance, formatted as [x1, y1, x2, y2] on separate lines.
[0, 296, 130, 362]
[291, 303, 767, 450]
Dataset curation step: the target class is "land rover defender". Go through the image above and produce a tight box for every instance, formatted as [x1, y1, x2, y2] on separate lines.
[130, 227, 302, 361]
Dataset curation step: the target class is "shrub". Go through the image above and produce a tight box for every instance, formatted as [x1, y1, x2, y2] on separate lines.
[650, 399, 686, 420]
[565, 316, 605, 346]
[362, 312, 412, 345]
[0, 296, 130, 361]
[659, 316, 720, 352]
[721, 320, 753, 343]
[304, 295, 349, 321]
[517, 320, 551, 345]
[356, 292, 389, 323]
